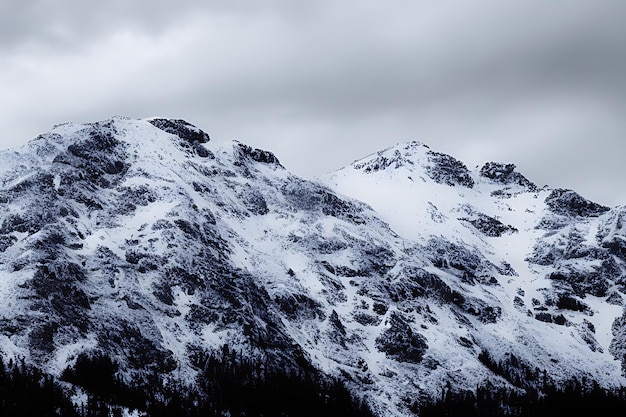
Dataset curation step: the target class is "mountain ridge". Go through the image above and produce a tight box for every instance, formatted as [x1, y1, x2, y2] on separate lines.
[0, 116, 625, 416]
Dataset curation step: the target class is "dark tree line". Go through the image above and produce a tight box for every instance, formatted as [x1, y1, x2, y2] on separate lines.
[194, 345, 372, 417]
[418, 378, 626, 417]
[13, 344, 626, 417]
[417, 353, 626, 417]
[0, 357, 78, 417]
[0, 346, 373, 417]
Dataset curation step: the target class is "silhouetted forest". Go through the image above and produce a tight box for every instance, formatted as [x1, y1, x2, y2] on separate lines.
[0, 357, 78, 417]
[418, 350, 626, 416]
[1, 346, 373, 417]
[7, 347, 626, 416]
[417, 379, 626, 417]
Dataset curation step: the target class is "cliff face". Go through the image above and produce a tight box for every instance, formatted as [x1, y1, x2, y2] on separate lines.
[0, 117, 624, 416]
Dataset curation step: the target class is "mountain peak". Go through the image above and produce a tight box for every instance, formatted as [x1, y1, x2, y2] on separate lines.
[351, 140, 429, 173]
[348, 140, 474, 188]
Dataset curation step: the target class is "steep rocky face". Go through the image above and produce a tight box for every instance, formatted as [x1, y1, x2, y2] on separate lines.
[479, 162, 537, 191]
[0, 118, 625, 417]
[324, 137, 626, 412]
[544, 188, 611, 217]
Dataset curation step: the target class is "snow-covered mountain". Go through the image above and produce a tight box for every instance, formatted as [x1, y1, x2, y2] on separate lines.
[0, 117, 625, 416]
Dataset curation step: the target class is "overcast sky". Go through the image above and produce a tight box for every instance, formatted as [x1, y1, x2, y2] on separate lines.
[1, 1, 625, 206]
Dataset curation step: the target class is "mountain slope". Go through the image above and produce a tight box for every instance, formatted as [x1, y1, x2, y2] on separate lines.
[0, 119, 625, 416]
[323, 141, 626, 390]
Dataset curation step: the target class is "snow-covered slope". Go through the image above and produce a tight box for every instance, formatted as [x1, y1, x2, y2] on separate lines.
[0, 121, 625, 416]
[323, 141, 626, 408]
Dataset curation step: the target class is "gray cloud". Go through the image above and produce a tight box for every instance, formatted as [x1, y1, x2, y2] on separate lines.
[0, 0, 320, 52]
[1, 0, 625, 205]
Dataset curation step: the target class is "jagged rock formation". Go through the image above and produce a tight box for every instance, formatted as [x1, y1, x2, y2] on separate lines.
[0, 121, 625, 416]
[479, 162, 537, 191]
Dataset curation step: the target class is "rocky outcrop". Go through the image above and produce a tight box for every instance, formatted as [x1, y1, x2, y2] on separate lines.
[545, 189, 610, 217]
[479, 162, 537, 191]
[426, 151, 475, 188]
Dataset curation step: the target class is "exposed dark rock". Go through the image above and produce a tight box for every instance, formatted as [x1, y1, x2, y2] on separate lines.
[549, 269, 609, 298]
[281, 179, 366, 224]
[534, 215, 573, 231]
[545, 189, 610, 217]
[98, 321, 177, 373]
[148, 118, 210, 143]
[553, 314, 568, 326]
[165, 267, 206, 295]
[535, 312, 553, 323]
[458, 336, 474, 348]
[607, 292, 624, 305]
[597, 209, 626, 259]
[275, 293, 325, 321]
[300, 235, 348, 255]
[0, 234, 17, 252]
[153, 282, 174, 306]
[426, 151, 474, 188]
[610, 310, 626, 374]
[236, 142, 282, 166]
[426, 238, 502, 281]
[372, 302, 389, 315]
[526, 243, 564, 266]
[603, 239, 626, 259]
[375, 312, 428, 363]
[477, 351, 541, 389]
[54, 126, 128, 189]
[24, 262, 92, 349]
[479, 162, 537, 191]
[498, 261, 518, 277]
[321, 191, 366, 224]
[152, 219, 174, 230]
[490, 189, 514, 199]
[353, 144, 424, 172]
[459, 213, 518, 237]
[29, 323, 57, 354]
[556, 294, 590, 312]
[329, 310, 347, 337]
[578, 320, 602, 352]
[118, 185, 157, 207]
[148, 118, 213, 158]
[353, 312, 382, 326]
[358, 242, 396, 275]
[174, 219, 200, 239]
[460, 298, 501, 323]
[384, 266, 458, 307]
[240, 186, 269, 215]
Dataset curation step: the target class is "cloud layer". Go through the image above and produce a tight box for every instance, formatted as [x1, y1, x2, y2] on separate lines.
[1, 0, 625, 205]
